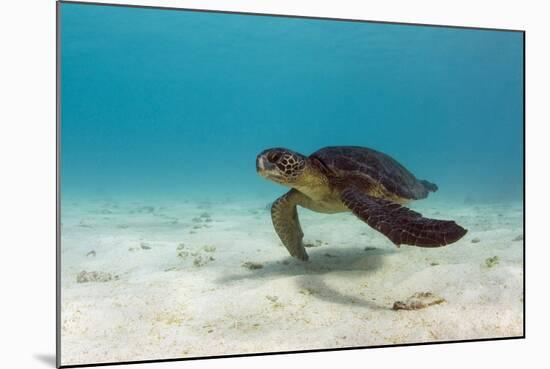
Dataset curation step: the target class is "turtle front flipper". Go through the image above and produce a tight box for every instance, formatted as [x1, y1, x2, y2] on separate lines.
[341, 187, 467, 247]
[271, 189, 309, 261]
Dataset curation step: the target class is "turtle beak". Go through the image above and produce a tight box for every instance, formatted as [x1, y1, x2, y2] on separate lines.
[256, 154, 267, 173]
[256, 154, 277, 177]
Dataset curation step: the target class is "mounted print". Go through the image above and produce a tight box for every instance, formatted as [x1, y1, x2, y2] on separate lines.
[57, 1, 525, 367]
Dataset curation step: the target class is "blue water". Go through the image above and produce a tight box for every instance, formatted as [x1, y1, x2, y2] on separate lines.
[60, 3, 523, 203]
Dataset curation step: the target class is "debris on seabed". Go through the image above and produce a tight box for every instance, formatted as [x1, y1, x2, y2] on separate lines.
[392, 292, 446, 311]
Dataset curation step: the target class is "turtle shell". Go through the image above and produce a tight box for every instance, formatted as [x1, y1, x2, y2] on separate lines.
[309, 146, 432, 200]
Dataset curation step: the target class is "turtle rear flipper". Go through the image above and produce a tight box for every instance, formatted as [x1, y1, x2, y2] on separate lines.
[271, 189, 309, 261]
[420, 180, 438, 193]
[341, 187, 467, 247]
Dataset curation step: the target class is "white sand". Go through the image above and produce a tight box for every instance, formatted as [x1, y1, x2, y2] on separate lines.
[60, 197, 523, 366]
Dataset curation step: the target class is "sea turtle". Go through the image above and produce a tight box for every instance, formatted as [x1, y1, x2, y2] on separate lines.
[256, 146, 467, 261]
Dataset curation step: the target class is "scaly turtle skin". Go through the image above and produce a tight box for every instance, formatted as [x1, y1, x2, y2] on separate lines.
[256, 146, 467, 261]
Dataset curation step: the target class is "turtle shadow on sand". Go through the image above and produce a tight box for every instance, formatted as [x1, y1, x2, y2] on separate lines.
[216, 246, 395, 310]
[293, 274, 386, 311]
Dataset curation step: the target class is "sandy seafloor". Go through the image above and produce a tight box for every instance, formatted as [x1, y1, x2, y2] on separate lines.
[60, 196, 524, 366]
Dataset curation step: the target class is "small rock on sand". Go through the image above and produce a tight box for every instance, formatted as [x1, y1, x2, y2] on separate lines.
[140, 242, 152, 250]
[242, 261, 263, 270]
[202, 245, 216, 253]
[177, 250, 189, 259]
[392, 292, 446, 311]
[485, 256, 499, 268]
[86, 250, 96, 257]
[299, 288, 316, 296]
[193, 255, 214, 267]
[471, 238, 481, 243]
[77, 271, 118, 283]
[266, 295, 284, 309]
[513, 234, 523, 242]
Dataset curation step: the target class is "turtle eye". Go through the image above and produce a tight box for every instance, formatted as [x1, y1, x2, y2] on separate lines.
[268, 152, 282, 162]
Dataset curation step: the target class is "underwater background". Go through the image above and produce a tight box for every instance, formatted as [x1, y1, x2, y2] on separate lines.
[60, 3, 523, 203]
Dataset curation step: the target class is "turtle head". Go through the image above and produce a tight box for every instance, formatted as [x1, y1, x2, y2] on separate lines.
[256, 148, 307, 186]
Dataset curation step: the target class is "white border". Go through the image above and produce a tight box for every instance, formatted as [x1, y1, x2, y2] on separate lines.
[58, 0, 528, 31]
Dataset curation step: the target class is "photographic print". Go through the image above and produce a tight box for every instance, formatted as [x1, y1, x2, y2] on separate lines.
[57, 1, 524, 366]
